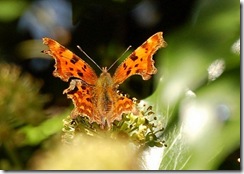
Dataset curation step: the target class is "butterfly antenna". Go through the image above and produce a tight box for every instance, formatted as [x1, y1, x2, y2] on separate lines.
[77, 45, 103, 71]
[107, 45, 132, 71]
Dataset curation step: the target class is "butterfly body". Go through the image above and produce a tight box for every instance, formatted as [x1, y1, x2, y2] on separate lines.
[94, 69, 118, 125]
[43, 32, 166, 127]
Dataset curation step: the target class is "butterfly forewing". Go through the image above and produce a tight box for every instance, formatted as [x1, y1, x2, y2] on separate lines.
[43, 38, 98, 85]
[112, 32, 166, 85]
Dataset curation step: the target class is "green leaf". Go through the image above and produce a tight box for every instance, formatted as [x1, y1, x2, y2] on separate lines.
[145, 0, 240, 170]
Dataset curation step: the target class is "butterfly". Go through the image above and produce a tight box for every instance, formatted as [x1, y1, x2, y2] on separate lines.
[42, 32, 167, 127]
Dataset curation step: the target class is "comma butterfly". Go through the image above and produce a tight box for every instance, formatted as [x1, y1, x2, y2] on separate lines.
[42, 32, 167, 127]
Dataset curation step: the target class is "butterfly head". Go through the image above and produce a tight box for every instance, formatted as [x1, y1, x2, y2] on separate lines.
[97, 67, 113, 87]
[101, 67, 108, 73]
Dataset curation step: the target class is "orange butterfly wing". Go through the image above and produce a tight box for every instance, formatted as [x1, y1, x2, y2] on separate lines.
[42, 38, 98, 85]
[63, 79, 100, 123]
[109, 94, 135, 123]
[43, 38, 99, 123]
[113, 32, 166, 85]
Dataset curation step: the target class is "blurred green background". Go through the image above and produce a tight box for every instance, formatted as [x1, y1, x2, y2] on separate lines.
[0, 0, 240, 170]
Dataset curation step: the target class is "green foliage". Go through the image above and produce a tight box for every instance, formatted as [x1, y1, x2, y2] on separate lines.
[0, 1, 27, 22]
[0, 63, 49, 169]
[145, 0, 240, 170]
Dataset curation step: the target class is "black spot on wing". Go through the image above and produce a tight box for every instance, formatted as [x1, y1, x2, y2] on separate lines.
[77, 71, 83, 77]
[130, 53, 138, 61]
[86, 98, 92, 103]
[126, 69, 131, 76]
[70, 56, 79, 64]
[123, 63, 127, 70]
[82, 66, 86, 71]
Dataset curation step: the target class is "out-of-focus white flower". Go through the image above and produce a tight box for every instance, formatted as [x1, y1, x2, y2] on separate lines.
[207, 59, 225, 81]
[231, 39, 240, 55]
